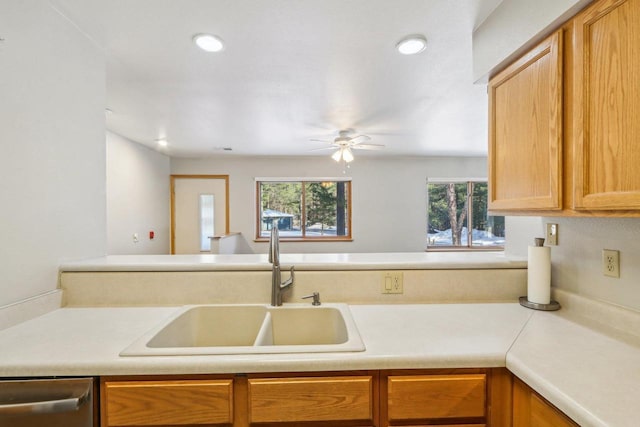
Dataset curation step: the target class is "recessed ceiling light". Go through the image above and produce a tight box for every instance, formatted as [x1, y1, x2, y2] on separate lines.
[396, 34, 427, 55]
[193, 33, 224, 52]
[156, 138, 168, 147]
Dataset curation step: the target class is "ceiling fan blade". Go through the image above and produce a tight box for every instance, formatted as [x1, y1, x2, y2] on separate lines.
[309, 138, 333, 143]
[351, 143, 385, 150]
[349, 134, 372, 143]
[309, 146, 337, 152]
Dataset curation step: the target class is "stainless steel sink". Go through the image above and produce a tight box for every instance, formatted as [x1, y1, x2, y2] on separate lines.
[120, 303, 365, 356]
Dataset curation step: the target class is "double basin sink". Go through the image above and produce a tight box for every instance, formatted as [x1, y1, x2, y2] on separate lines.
[121, 303, 365, 356]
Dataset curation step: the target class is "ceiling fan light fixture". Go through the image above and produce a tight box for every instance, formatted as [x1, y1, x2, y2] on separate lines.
[396, 34, 427, 55]
[331, 148, 343, 162]
[342, 147, 354, 163]
[193, 33, 225, 52]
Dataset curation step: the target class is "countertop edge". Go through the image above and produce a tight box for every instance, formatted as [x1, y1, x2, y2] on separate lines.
[506, 354, 606, 427]
[59, 253, 527, 272]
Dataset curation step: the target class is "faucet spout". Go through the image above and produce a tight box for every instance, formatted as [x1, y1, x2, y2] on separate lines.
[269, 221, 294, 306]
[269, 224, 279, 266]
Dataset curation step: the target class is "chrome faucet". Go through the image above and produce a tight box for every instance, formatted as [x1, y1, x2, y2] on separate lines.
[269, 222, 294, 306]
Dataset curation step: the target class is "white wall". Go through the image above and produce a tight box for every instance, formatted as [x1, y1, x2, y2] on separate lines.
[106, 132, 170, 254]
[0, 1, 106, 306]
[505, 216, 640, 312]
[472, 0, 593, 82]
[171, 156, 488, 254]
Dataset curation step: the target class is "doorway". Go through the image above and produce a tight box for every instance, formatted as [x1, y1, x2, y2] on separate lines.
[170, 175, 229, 254]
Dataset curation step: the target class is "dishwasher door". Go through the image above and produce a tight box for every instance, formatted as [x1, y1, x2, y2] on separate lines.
[0, 377, 94, 427]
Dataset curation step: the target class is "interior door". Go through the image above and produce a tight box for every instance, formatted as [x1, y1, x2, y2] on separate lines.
[171, 175, 229, 254]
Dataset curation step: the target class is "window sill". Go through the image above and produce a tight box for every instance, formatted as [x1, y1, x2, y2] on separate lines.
[254, 237, 353, 243]
[426, 246, 504, 252]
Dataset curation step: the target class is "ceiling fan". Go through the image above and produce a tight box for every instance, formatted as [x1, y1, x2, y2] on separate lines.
[310, 129, 385, 163]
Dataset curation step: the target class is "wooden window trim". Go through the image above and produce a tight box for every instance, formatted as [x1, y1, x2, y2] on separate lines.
[255, 179, 353, 242]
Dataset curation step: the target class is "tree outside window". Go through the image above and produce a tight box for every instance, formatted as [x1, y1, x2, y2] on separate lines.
[427, 181, 505, 249]
[257, 180, 351, 240]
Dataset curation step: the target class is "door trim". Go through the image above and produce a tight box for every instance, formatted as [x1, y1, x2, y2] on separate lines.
[170, 175, 230, 254]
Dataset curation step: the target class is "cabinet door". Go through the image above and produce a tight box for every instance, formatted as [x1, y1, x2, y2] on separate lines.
[247, 375, 374, 425]
[488, 30, 563, 212]
[101, 379, 233, 427]
[572, 0, 640, 210]
[513, 378, 578, 427]
[385, 374, 486, 425]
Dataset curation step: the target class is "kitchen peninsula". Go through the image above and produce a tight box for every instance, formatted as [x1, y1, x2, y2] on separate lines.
[1, 253, 639, 426]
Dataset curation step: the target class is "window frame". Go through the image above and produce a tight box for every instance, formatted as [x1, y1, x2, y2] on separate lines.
[426, 178, 505, 251]
[255, 177, 353, 242]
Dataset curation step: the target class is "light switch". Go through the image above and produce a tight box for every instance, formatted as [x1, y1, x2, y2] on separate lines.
[382, 272, 403, 294]
[546, 223, 558, 246]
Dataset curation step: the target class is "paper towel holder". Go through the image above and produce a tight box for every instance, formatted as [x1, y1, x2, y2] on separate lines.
[519, 237, 561, 311]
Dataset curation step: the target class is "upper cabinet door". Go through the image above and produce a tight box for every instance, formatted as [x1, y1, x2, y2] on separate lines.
[573, 0, 640, 210]
[488, 30, 563, 212]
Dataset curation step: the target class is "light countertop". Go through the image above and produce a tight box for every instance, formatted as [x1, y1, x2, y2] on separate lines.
[0, 303, 530, 376]
[508, 311, 640, 427]
[59, 252, 526, 272]
[1, 303, 638, 426]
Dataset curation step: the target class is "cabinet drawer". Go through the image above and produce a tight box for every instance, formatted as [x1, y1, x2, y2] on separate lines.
[102, 379, 233, 426]
[248, 375, 373, 423]
[387, 374, 486, 422]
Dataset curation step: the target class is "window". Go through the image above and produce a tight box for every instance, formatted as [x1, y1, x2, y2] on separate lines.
[199, 194, 215, 252]
[427, 180, 505, 249]
[256, 179, 352, 241]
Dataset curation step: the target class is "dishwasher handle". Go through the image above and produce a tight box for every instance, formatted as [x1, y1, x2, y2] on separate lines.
[0, 386, 90, 415]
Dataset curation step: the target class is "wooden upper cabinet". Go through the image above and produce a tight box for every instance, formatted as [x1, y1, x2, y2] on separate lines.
[488, 30, 563, 212]
[572, 0, 640, 210]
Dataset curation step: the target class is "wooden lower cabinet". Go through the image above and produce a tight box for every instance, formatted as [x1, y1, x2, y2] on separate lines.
[100, 369, 559, 427]
[380, 369, 510, 427]
[101, 372, 376, 427]
[242, 373, 377, 426]
[101, 376, 234, 426]
[513, 378, 578, 427]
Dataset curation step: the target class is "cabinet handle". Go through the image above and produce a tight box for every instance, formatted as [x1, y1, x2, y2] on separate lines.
[0, 386, 90, 415]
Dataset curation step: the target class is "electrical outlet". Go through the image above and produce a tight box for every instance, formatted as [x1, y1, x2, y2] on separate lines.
[546, 223, 558, 246]
[602, 249, 620, 278]
[381, 272, 403, 294]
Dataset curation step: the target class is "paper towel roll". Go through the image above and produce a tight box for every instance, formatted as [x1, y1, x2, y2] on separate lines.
[527, 245, 551, 304]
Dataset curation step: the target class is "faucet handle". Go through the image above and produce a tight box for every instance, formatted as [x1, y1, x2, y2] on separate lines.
[302, 292, 321, 306]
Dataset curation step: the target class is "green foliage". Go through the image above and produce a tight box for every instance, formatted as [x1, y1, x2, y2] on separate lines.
[427, 183, 466, 232]
[472, 182, 505, 237]
[259, 181, 349, 236]
[260, 182, 302, 216]
[428, 181, 505, 246]
[305, 182, 337, 230]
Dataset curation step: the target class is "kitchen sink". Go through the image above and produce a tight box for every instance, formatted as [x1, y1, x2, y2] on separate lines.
[120, 303, 365, 356]
[146, 305, 268, 348]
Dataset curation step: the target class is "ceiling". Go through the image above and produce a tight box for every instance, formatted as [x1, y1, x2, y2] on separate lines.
[56, 0, 503, 158]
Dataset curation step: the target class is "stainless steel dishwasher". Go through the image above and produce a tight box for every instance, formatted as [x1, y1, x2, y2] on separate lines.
[0, 378, 94, 427]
